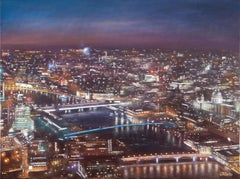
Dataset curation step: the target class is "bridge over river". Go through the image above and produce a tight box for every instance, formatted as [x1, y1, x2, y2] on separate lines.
[35, 101, 176, 140]
[121, 152, 210, 164]
[62, 122, 175, 139]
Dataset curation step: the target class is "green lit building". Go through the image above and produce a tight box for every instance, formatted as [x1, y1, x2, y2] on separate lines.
[11, 104, 34, 132]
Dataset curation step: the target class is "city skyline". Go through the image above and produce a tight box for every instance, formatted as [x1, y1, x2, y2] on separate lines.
[1, 47, 239, 178]
[1, 1, 240, 178]
[1, 0, 239, 51]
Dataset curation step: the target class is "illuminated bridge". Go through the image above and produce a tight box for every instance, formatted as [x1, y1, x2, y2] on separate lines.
[36, 101, 136, 140]
[62, 122, 175, 140]
[6, 84, 57, 94]
[41, 101, 129, 113]
[5, 84, 80, 101]
[213, 145, 239, 151]
[121, 152, 211, 164]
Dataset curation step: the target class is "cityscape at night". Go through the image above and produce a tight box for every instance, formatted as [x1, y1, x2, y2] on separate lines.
[0, 0, 239, 179]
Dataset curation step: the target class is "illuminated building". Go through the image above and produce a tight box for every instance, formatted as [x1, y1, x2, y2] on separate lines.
[0, 65, 5, 101]
[28, 140, 49, 171]
[193, 89, 238, 122]
[108, 139, 112, 153]
[211, 89, 223, 104]
[11, 104, 34, 132]
[144, 74, 159, 83]
[234, 97, 240, 113]
[0, 65, 5, 131]
[0, 136, 22, 175]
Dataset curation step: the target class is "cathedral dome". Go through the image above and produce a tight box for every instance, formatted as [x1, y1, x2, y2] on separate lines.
[211, 89, 223, 104]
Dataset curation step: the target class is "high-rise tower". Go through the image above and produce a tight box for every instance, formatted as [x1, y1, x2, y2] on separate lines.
[0, 65, 5, 102]
[0, 65, 5, 131]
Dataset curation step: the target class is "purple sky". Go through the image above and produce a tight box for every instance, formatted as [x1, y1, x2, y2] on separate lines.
[1, 0, 239, 50]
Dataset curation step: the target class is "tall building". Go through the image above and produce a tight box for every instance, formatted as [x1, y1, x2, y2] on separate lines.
[0, 65, 4, 101]
[0, 65, 5, 131]
[11, 104, 34, 132]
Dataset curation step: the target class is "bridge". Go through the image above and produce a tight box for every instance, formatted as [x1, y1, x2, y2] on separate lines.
[121, 152, 210, 164]
[37, 101, 176, 141]
[36, 101, 137, 140]
[62, 122, 175, 139]
[6, 84, 60, 94]
[5, 84, 81, 102]
[213, 144, 239, 151]
[41, 101, 129, 113]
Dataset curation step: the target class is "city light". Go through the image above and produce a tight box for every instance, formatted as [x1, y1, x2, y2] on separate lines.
[0, 0, 239, 178]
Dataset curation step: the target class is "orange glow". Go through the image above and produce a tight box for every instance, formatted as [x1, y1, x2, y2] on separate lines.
[1, 152, 6, 158]
[4, 158, 10, 164]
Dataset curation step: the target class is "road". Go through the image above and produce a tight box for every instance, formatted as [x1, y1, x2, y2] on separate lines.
[21, 147, 29, 178]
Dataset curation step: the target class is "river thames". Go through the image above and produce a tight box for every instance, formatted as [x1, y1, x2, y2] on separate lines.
[120, 162, 222, 179]
[36, 109, 233, 178]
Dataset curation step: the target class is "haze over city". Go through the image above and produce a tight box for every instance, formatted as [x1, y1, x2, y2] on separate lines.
[1, 0, 239, 50]
[0, 0, 239, 179]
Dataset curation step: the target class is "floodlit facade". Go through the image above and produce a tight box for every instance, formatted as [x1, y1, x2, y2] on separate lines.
[12, 105, 34, 132]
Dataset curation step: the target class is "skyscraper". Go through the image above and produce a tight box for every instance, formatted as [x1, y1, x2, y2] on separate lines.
[12, 104, 34, 132]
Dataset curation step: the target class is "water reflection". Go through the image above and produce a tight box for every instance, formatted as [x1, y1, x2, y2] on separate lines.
[121, 162, 219, 179]
[62, 110, 185, 154]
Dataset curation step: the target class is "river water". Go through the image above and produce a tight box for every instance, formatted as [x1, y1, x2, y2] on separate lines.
[120, 162, 221, 179]
[62, 110, 185, 153]
[57, 110, 230, 178]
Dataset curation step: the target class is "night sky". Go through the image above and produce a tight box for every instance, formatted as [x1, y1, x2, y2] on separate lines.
[1, 0, 239, 50]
